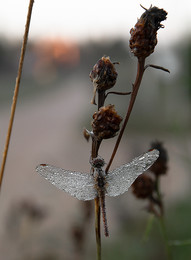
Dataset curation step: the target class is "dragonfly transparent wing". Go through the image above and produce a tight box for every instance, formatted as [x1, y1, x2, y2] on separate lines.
[105, 149, 159, 197]
[36, 164, 97, 201]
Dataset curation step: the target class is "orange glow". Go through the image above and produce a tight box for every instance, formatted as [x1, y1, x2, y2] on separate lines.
[34, 38, 80, 67]
[33, 38, 80, 82]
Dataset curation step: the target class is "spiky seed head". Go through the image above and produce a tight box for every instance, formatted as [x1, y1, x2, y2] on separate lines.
[92, 105, 122, 140]
[129, 6, 167, 59]
[90, 56, 118, 104]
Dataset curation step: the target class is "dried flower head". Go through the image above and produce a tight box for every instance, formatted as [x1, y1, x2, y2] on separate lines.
[92, 105, 122, 140]
[129, 6, 167, 59]
[132, 174, 154, 199]
[149, 141, 168, 175]
[90, 56, 118, 104]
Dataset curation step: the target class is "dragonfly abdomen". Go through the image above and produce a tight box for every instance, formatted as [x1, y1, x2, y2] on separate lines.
[98, 189, 109, 237]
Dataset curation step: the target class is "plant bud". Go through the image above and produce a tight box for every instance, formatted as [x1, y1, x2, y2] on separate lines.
[129, 6, 167, 59]
[132, 174, 154, 199]
[92, 105, 122, 140]
[90, 56, 118, 104]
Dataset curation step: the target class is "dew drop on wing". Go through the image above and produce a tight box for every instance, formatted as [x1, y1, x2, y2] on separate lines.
[105, 149, 159, 197]
[36, 164, 97, 201]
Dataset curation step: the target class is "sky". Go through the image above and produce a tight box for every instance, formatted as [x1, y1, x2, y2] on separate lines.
[0, 0, 191, 45]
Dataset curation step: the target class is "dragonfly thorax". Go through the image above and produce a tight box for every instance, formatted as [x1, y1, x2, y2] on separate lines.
[94, 167, 106, 190]
[97, 174, 106, 189]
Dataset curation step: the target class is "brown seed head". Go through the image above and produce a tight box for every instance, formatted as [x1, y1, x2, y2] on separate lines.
[90, 56, 118, 90]
[90, 56, 118, 104]
[149, 141, 168, 175]
[129, 6, 167, 59]
[92, 105, 122, 140]
[132, 174, 154, 199]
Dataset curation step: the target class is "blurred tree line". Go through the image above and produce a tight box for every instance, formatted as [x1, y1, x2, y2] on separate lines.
[0, 36, 190, 132]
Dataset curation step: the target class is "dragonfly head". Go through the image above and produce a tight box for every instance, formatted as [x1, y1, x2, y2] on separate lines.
[90, 156, 105, 169]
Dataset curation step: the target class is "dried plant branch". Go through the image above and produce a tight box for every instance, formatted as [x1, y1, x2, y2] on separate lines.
[92, 128, 102, 260]
[91, 135, 102, 259]
[105, 58, 145, 173]
[144, 64, 170, 73]
[105, 91, 131, 98]
[0, 0, 34, 192]
[106, 5, 168, 173]
[158, 216, 173, 260]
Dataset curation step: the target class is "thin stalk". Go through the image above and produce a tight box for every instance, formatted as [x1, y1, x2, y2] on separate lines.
[92, 137, 102, 260]
[98, 90, 106, 109]
[0, 0, 34, 192]
[155, 176, 172, 259]
[105, 91, 131, 98]
[142, 214, 154, 242]
[155, 176, 164, 216]
[158, 216, 173, 260]
[144, 64, 170, 73]
[106, 58, 145, 173]
[92, 90, 105, 260]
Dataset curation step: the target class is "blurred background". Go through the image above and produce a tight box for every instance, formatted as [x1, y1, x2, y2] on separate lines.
[0, 0, 191, 259]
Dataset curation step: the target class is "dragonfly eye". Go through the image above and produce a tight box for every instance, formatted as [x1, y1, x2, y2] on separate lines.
[90, 156, 105, 168]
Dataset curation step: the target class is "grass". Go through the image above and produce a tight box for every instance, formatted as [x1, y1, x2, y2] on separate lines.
[101, 198, 191, 260]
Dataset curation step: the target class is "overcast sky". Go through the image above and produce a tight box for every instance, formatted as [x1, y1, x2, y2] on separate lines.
[0, 0, 191, 45]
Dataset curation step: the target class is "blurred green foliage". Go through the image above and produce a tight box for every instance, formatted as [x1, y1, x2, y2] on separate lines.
[102, 198, 191, 260]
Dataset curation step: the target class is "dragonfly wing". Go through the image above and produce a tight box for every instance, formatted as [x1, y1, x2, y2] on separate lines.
[36, 164, 97, 201]
[105, 149, 159, 197]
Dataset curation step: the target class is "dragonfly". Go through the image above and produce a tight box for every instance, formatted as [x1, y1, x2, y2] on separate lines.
[36, 149, 159, 236]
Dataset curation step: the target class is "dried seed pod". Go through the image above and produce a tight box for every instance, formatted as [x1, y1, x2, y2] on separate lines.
[92, 105, 122, 140]
[90, 56, 118, 104]
[132, 174, 154, 199]
[129, 6, 167, 59]
[149, 141, 168, 175]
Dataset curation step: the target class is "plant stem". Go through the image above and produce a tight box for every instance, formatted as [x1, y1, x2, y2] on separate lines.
[143, 214, 154, 242]
[91, 137, 102, 260]
[105, 58, 145, 173]
[0, 0, 34, 192]
[155, 176, 172, 259]
[98, 89, 106, 109]
[155, 176, 164, 216]
[92, 90, 106, 260]
[158, 216, 173, 260]
[92, 136, 102, 259]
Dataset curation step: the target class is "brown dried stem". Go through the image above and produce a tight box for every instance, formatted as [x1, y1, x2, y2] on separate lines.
[105, 91, 131, 98]
[92, 90, 106, 260]
[106, 58, 145, 173]
[0, 0, 34, 192]
[144, 64, 170, 73]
